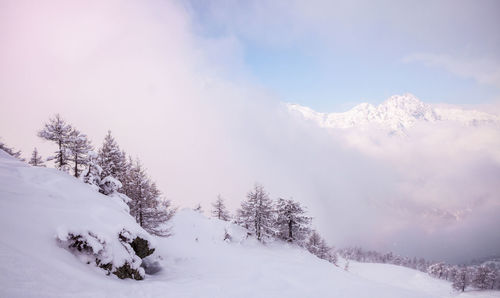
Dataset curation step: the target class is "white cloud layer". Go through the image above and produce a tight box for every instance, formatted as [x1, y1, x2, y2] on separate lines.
[0, 0, 499, 263]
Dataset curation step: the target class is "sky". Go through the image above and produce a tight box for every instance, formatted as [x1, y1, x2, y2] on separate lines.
[185, 0, 500, 111]
[0, 0, 499, 263]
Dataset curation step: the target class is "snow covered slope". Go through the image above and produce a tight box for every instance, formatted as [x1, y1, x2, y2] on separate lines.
[1, 150, 499, 297]
[287, 94, 500, 133]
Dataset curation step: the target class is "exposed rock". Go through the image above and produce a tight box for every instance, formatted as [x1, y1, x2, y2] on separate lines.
[130, 237, 155, 259]
[114, 262, 143, 280]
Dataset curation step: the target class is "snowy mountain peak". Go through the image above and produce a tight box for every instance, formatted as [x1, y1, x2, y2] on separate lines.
[381, 94, 437, 120]
[287, 94, 499, 133]
[384, 93, 422, 106]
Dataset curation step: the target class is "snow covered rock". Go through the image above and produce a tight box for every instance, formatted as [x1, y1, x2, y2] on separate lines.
[56, 228, 154, 280]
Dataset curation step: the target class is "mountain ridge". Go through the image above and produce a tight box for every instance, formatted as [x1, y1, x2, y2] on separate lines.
[287, 94, 500, 133]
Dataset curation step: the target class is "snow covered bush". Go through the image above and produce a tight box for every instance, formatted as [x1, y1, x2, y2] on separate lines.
[81, 151, 102, 191]
[100, 175, 123, 196]
[57, 228, 155, 280]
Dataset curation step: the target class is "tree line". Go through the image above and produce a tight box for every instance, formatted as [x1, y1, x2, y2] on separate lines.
[339, 246, 500, 292]
[427, 262, 499, 292]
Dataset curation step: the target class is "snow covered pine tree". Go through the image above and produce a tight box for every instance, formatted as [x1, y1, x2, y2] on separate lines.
[452, 267, 469, 292]
[67, 129, 92, 177]
[274, 198, 311, 244]
[28, 147, 46, 167]
[97, 131, 127, 194]
[236, 184, 275, 241]
[211, 195, 231, 221]
[125, 159, 175, 236]
[38, 114, 73, 171]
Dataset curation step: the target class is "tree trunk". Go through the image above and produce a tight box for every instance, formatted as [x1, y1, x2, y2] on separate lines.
[74, 154, 78, 177]
[58, 139, 63, 169]
[139, 203, 143, 227]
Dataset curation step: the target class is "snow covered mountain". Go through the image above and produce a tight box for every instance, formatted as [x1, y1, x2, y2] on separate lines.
[287, 94, 500, 133]
[1, 150, 499, 297]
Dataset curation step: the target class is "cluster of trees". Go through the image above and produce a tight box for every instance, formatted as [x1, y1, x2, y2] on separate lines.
[35, 114, 175, 236]
[338, 247, 432, 272]
[427, 262, 499, 292]
[338, 246, 500, 292]
[209, 184, 337, 265]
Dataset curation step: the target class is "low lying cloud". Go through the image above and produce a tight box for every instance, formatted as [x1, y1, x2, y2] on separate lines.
[1, 0, 499, 263]
[324, 121, 500, 261]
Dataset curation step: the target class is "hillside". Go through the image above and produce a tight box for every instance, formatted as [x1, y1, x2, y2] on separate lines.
[0, 150, 499, 298]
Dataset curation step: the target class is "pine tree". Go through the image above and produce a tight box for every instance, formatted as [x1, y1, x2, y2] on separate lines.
[28, 147, 46, 167]
[236, 184, 275, 241]
[274, 198, 311, 244]
[120, 155, 134, 197]
[0, 140, 25, 161]
[67, 129, 92, 177]
[38, 114, 73, 170]
[126, 159, 175, 236]
[452, 267, 469, 292]
[125, 159, 149, 225]
[98, 131, 127, 184]
[211, 195, 230, 221]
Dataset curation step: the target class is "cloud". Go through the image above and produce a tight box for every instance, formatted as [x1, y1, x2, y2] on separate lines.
[0, 0, 499, 264]
[404, 53, 500, 88]
[306, 120, 500, 262]
[188, 0, 500, 55]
